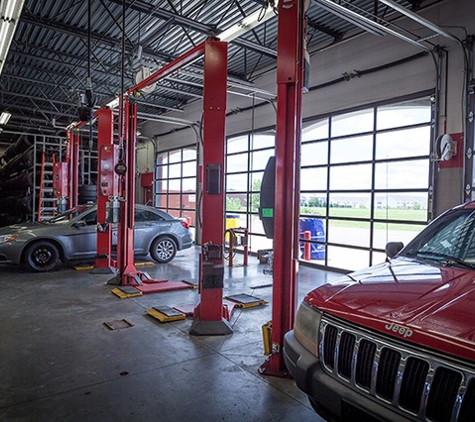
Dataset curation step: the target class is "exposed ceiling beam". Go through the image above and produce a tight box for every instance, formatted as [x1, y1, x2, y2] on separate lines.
[106, 0, 277, 57]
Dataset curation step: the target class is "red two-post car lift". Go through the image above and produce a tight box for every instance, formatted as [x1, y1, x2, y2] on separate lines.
[113, 38, 231, 334]
[60, 0, 307, 361]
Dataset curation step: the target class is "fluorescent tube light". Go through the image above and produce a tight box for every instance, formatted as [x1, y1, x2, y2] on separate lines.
[106, 98, 120, 109]
[0, 0, 26, 76]
[219, 0, 278, 42]
[0, 111, 12, 125]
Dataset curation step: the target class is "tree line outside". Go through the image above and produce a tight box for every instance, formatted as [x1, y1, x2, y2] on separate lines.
[227, 179, 427, 231]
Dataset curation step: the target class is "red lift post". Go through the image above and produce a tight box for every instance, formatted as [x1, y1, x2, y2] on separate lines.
[66, 129, 80, 209]
[111, 38, 230, 319]
[66, 111, 119, 274]
[110, 44, 205, 292]
[94, 108, 118, 273]
[259, 0, 307, 376]
[190, 40, 232, 335]
[114, 97, 148, 285]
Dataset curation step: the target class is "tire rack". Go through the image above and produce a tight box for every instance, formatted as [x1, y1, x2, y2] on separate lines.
[0, 132, 98, 226]
[0, 134, 66, 226]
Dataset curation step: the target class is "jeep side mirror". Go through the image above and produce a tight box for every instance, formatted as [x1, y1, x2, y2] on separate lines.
[385, 242, 404, 259]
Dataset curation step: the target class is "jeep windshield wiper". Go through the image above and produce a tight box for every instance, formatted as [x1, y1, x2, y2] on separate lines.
[410, 250, 475, 269]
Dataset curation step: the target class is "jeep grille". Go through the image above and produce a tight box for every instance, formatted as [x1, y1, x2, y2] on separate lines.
[320, 317, 475, 421]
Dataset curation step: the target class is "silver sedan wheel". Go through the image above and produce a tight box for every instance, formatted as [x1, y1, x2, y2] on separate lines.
[150, 236, 177, 263]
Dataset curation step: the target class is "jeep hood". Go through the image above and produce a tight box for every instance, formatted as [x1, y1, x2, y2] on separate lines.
[304, 257, 475, 361]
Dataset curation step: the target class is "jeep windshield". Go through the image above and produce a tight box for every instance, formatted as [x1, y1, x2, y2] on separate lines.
[402, 206, 475, 269]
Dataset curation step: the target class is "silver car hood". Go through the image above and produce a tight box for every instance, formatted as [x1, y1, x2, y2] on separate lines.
[0, 221, 54, 235]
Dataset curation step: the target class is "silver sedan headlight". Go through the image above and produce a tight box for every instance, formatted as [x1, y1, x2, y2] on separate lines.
[294, 301, 322, 357]
[0, 234, 18, 244]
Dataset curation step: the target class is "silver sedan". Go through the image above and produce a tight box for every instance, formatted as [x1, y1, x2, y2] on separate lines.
[0, 204, 193, 271]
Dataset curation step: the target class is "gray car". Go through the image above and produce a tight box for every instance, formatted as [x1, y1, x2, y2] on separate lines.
[0, 204, 193, 272]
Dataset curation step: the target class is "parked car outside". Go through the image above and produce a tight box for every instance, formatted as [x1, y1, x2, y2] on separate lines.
[0, 204, 193, 272]
[284, 201, 475, 422]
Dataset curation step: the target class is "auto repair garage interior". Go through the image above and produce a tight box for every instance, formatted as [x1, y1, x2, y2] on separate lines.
[0, 0, 474, 421]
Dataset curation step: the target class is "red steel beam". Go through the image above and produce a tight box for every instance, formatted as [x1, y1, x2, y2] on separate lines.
[127, 42, 206, 95]
[259, 0, 307, 377]
[64, 41, 207, 215]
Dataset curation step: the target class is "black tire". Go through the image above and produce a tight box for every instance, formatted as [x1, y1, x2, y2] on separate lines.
[150, 236, 177, 263]
[24, 241, 60, 272]
[78, 184, 97, 204]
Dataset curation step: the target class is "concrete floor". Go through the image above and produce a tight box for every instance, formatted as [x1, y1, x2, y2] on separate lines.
[0, 246, 340, 421]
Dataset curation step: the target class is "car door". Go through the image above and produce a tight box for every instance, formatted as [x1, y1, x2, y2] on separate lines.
[133, 208, 166, 254]
[109, 207, 162, 254]
[62, 209, 98, 259]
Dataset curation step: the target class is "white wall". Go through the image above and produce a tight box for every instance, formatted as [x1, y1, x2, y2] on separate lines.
[139, 0, 475, 215]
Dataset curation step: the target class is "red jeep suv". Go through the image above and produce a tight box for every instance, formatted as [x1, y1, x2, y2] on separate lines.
[284, 201, 475, 422]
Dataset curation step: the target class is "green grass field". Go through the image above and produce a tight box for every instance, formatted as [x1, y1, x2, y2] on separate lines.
[300, 207, 427, 231]
[226, 202, 428, 232]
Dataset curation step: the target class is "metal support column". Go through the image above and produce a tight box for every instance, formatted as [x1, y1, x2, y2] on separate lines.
[259, 0, 307, 376]
[116, 98, 139, 281]
[94, 108, 118, 273]
[464, 37, 475, 202]
[190, 39, 232, 336]
[67, 129, 80, 208]
[106, 42, 210, 294]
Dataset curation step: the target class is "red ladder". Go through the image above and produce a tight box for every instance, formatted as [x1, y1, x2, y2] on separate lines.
[37, 152, 57, 221]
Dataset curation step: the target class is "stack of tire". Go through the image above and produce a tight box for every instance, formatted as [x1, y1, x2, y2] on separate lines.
[0, 136, 36, 227]
[78, 183, 97, 205]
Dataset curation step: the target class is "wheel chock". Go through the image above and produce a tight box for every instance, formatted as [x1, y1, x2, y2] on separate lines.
[72, 263, 95, 271]
[224, 293, 268, 308]
[134, 261, 154, 267]
[146, 306, 187, 322]
[111, 286, 143, 299]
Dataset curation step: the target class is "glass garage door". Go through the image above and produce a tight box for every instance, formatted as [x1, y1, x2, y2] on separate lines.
[300, 95, 433, 271]
[154, 146, 197, 227]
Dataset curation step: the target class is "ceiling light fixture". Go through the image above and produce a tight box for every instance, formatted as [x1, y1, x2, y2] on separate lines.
[106, 98, 120, 109]
[0, 111, 11, 125]
[219, 0, 279, 42]
[0, 0, 26, 76]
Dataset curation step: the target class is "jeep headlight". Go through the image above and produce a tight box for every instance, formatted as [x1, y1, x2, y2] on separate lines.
[0, 234, 18, 244]
[294, 301, 322, 357]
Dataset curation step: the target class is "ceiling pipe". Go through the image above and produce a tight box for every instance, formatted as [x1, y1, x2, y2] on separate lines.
[378, 0, 459, 42]
[313, 0, 433, 51]
[314, 0, 386, 36]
